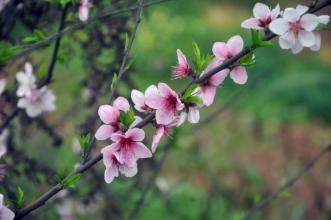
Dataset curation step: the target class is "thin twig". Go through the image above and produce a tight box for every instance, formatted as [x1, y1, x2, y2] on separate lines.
[242, 144, 331, 220]
[14, 1, 331, 219]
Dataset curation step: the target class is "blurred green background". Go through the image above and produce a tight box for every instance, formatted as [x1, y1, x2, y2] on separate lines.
[2, 0, 331, 219]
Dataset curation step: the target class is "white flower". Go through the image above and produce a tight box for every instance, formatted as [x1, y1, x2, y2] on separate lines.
[78, 0, 91, 22]
[0, 79, 6, 95]
[17, 87, 56, 118]
[0, 130, 9, 159]
[269, 5, 319, 54]
[0, 193, 15, 220]
[310, 15, 330, 52]
[16, 62, 36, 97]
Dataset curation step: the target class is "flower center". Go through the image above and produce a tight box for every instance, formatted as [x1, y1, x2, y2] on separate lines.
[289, 21, 302, 34]
[166, 95, 178, 110]
[259, 17, 272, 28]
[28, 89, 43, 103]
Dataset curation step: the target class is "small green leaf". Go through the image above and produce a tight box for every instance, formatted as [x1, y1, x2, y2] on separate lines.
[318, 23, 329, 30]
[182, 84, 199, 99]
[15, 186, 24, 208]
[186, 95, 203, 105]
[192, 42, 201, 61]
[77, 134, 91, 153]
[251, 29, 273, 48]
[111, 73, 118, 89]
[0, 43, 21, 64]
[238, 52, 256, 68]
[23, 29, 46, 44]
[62, 174, 81, 188]
[119, 108, 135, 129]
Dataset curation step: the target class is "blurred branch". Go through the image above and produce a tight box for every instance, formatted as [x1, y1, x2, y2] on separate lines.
[242, 143, 331, 220]
[5, 0, 173, 65]
[13, 0, 331, 219]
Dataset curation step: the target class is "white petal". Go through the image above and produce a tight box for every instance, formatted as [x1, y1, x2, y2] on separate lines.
[253, 3, 271, 20]
[278, 31, 296, 49]
[295, 5, 309, 16]
[291, 40, 304, 54]
[187, 107, 200, 124]
[269, 19, 289, 35]
[310, 32, 321, 51]
[241, 18, 263, 30]
[301, 14, 319, 31]
[283, 8, 300, 22]
[318, 15, 330, 25]
[298, 30, 315, 47]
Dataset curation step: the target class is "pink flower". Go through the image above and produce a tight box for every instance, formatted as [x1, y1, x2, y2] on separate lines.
[197, 58, 229, 106]
[145, 83, 184, 125]
[0, 193, 15, 220]
[242, 3, 280, 30]
[269, 5, 319, 54]
[131, 85, 158, 113]
[108, 128, 152, 166]
[78, 0, 91, 22]
[0, 79, 6, 95]
[212, 35, 248, 85]
[101, 146, 137, 183]
[95, 97, 130, 140]
[181, 106, 200, 124]
[17, 87, 56, 118]
[172, 49, 193, 79]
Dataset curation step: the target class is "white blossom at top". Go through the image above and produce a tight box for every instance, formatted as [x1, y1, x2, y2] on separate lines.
[16, 62, 36, 97]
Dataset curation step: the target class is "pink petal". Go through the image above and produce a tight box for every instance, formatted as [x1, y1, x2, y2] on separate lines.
[212, 42, 228, 61]
[2, 206, 15, 220]
[199, 85, 217, 107]
[301, 14, 319, 31]
[101, 146, 117, 167]
[111, 133, 125, 143]
[119, 163, 138, 177]
[95, 125, 115, 140]
[104, 165, 119, 183]
[253, 3, 271, 21]
[131, 89, 145, 111]
[79, 6, 89, 22]
[152, 126, 165, 153]
[113, 97, 130, 112]
[209, 69, 229, 86]
[230, 66, 248, 85]
[227, 35, 244, 56]
[125, 128, 145, 142]
[156, 108, 175, 125]
[241, 18, 262, 30]
[98, 105, 119, 124]
[158, 83, 173, 97]
[269, 18, 290, 35]
[270, 4, 280, 20]
[107, 142, 121, 152]
[176, 49, 187, 66]
[132, 142, 152, 159]
[298, 30, 315, 47]
[145, 92, 163, 110]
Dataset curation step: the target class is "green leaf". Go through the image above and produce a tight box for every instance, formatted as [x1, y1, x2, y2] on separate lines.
[62, 174, 81, 188]
[111, 73, 118, 89]
[192, 42, 201, 62]
[15, 186, 25, 208]
[251, 29, 273, 48]
[77, 133, 91, 153]
[186, 95, 203, 105]
[119, 108, 135, 129]
[237, 52, 256, 68]
[124, 33, 129, 50]
[182, 84, 199, 99]
[318, 23, 328, 30]
[23, 29, 46, 44]
[0, 43, 21, 64]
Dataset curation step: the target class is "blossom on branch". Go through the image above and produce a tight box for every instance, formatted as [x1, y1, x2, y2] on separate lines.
[17, 87, 56, 118]
[95, 97, 130, 140]
[172, 49, 193, 79]
[269, 5, 320, 54]
[242, 2, 280, 30]
[131, 85, 158, 113]
[212, 35, 248, 85]
[0, 193, 15, 220]
[78, 0, 91, 22]
[145, 83, 184, 125]
[16, 62, 36, 97]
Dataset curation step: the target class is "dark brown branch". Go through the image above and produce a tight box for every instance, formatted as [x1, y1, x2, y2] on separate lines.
[242, 144, 331, 220]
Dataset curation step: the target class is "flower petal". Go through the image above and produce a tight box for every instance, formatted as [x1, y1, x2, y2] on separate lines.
[253, 3, 271, 20]
[98, 105, 119, 124]
[152, 126, 165, 153]
[278, 31, 296, 49]
[291, 40, 304, 54]
[113, 97, 130, 112]
[199, 85, 217, 106]
[158, 83, 173, 97]
[209, 69, 229, 86]
[230, 66, 248, 85]
[0, 79, 6, 95]
[126, 128, 145, 142]
[295, 5, 309, 16]
[132, 142, 152, 159]
[301, 14, 319, 31]
[95, 125, 115, 140]
[156, 108, 175, 125]
[131, 89, 145, 111]
[119, 163, 138, 177]
[188, 107, 200, 124]
[270, 4, 280, 20]
[104, 165, 119, 183]
[269, 18, 290, 35]
[176, 49, 187, 65]
[241, 18, 262, 30]
[283, 8, 300, 22]
[227, 35, 244, 56]
[212, 42, 228, 61]
[318, 15, 330, 25]
[298, 30, 315, 47]
[310, 32, 321, 51]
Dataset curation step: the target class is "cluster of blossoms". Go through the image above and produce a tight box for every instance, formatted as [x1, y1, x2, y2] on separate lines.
[95, 2, 330, 184]
[16, 62, 56, 118]
[0, 193, 14, 220]
[242, 3, 330, 54]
